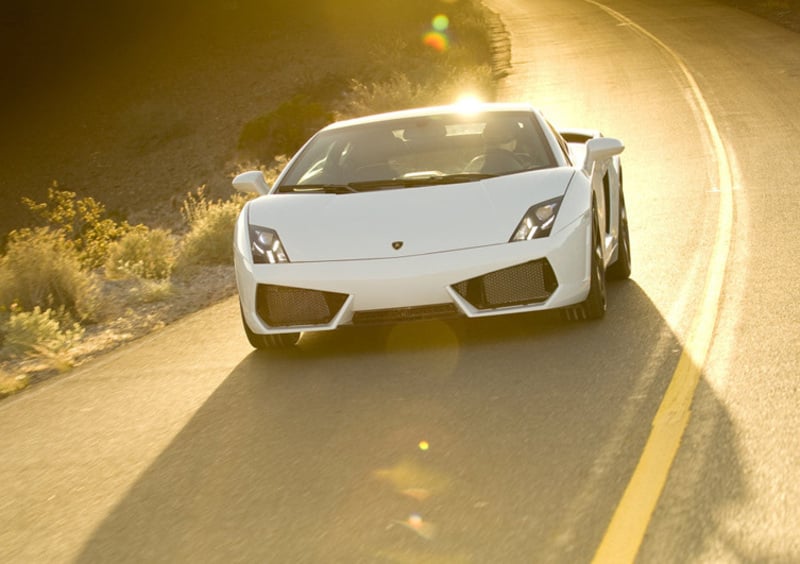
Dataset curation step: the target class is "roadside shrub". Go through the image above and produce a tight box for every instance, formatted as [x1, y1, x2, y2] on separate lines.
[135, 279, 174, 303]
[342, 65, 496, 119]
[175, 188, 249, 271]
[433, 64, 497, 104]
[343, 74, 433, 117]
[0, 369, 28, 398]
[2, 306, 84, 360]
[0, 228, 97, 321]
[179, 185, 214, 226]
[106, 226, 176, 280]
[22, 185, 131, 269]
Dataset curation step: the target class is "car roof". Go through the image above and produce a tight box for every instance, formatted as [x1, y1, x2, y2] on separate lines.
[322, 102, 539, 131]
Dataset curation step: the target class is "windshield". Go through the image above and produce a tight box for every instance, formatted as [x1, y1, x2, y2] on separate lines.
[277, 111, 557, 192]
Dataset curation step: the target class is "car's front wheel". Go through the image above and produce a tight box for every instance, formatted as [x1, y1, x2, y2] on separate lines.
[241, 306, 301, 349]
[584, 210, 607, 319]
[607, 189, 631, 280]
[564, 209, 607, 321]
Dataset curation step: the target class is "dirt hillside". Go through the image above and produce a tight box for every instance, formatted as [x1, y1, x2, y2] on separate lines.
[1, 0, 487, 237]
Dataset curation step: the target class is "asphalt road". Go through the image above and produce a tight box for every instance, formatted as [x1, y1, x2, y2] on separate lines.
[2, 1, 799, 562]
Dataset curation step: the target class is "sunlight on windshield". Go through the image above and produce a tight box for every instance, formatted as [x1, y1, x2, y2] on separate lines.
[279, 110, 556, 189]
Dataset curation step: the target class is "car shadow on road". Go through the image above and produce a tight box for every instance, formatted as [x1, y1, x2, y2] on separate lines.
[75, 281, 751, 563]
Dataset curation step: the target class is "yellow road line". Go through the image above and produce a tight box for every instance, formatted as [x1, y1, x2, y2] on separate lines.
[584, 2, 735, 562]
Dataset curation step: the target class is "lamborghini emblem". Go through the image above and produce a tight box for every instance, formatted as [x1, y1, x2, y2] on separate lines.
[392, 241, 404, 250]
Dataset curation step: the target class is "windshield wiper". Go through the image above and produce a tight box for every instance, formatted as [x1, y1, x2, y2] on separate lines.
[427, 173, 496, 184]
[350, 173, 495, 190]
[277, 184, 358, 194]
[279, 173, 496, 194]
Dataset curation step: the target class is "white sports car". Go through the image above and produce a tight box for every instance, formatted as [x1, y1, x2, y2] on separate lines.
[232, 103, 629, 348]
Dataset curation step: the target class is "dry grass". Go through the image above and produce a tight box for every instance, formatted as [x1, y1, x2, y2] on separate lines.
[0, 194, 242, 395]
[0, 370, 29, 399]
[1, 263, 239, 394]
[105, 227, 176, 281]
[0, 228, 99, 322]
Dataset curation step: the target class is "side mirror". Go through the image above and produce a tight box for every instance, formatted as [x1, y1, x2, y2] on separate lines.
[582, 137, 624, 174]
[232, 171, 271, 196]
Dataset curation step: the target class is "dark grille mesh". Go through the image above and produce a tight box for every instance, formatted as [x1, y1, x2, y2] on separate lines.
[452, 259, 557, 310]
[256, 284, 348, 327]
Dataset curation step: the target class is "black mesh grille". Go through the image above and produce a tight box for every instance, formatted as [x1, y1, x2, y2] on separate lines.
[452, 259, 557, 310]
[352, 304, 460, 325]
[256, 284, 348, 327]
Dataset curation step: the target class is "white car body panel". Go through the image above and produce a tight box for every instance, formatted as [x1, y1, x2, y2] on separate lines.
[236, 210, 592, 334]
[246, 168, 576, 262]
[233, 103, 626, 344]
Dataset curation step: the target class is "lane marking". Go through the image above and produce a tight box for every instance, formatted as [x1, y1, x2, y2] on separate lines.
[583, 2, 735, 562]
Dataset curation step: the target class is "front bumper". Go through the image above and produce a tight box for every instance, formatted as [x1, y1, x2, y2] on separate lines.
[235, 213, 592, 335]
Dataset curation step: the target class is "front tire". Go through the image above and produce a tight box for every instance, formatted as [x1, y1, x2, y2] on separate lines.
[607, 189, 631, 280]
[241, 306, 300, 349]
[564, 210, 607, 321]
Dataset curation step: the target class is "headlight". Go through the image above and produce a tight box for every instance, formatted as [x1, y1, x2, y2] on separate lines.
[249, 226, 290, 263]
[510, 197, 563, 241]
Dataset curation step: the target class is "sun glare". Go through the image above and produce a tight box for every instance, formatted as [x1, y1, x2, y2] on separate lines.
[455, 94, 483, 112]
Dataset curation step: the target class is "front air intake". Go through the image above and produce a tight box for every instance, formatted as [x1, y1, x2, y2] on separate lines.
[452, 259, 557, 310]
[256, 284, 348, 327]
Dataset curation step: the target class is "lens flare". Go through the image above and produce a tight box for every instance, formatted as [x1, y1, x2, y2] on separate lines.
[418, 440, 430, 451]
[423, 31, 449, 52]
[400, 513, 437, 540]
[424, 14, 451, 52]
[432, 14, 449, 32]
[402, 488, 431, 501]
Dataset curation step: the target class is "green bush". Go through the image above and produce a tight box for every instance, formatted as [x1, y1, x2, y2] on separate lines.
[0, 228, 97, 321]
[106, 226, 176, 280]
[176, 189, 248, 270]
[2, 306, 84, 360]
[22, 185, 131, 269]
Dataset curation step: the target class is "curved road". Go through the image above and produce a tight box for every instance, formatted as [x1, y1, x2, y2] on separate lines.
[2, 1, 799, 562]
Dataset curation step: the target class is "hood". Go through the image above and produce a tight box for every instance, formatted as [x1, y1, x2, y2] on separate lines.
[247, 168, 575, 262]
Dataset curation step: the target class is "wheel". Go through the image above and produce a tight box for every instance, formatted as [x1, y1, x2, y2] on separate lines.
[564, 209, 607, 321]
[264, 332, 301, 348]
[240, 306, 300, 349]
[607, 189, 631, 280]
